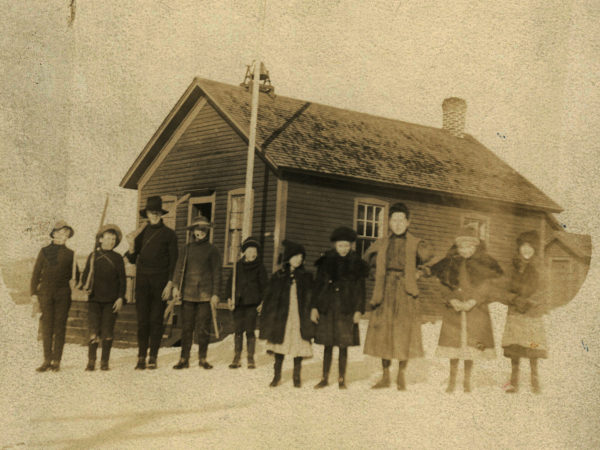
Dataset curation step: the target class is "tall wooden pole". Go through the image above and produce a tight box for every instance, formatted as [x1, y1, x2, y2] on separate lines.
[241, 0, 267, 242]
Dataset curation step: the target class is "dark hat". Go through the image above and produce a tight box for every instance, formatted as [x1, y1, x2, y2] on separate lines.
[389, 202, 410, 219]
[330, 226, 357, 243]
[186, 215, 212, 230]
[455, 224, 480, 246]
[282, 239, 305, 263]
[242, 236, 261, 252]
[96, 224, 123, 247]
[139, 196, 168, 218]
[516, 230, 540, 252]
[50, 220, 74, 238]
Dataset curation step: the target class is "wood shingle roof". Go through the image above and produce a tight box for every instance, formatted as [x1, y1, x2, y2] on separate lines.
[121, 77, 561, 212]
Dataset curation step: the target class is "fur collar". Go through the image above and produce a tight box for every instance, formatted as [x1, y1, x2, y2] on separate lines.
[431, 243, 503, 289]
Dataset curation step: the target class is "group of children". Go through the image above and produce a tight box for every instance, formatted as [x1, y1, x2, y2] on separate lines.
[31, 199, 548, 394]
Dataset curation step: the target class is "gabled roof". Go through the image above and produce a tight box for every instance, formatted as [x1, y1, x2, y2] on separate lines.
[120, 77, 561, 212]
[546, 231, 592, 259]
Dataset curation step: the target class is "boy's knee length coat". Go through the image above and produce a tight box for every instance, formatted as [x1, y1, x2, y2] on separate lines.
[259, 267, 314, 344]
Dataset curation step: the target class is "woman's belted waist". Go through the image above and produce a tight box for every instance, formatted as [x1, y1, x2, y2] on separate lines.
[386, 268, 405, 274]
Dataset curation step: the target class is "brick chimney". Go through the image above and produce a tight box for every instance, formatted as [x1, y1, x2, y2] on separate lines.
[442, 97, 467, 138]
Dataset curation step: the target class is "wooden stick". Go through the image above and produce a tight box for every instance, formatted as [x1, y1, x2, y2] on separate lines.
[84, 194, 110, 291]
[211, 301, 220, 340]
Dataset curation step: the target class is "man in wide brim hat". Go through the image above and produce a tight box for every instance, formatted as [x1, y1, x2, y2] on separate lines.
[139, 196, 168, 218]
[96, 224, 123, 247]
[49, 220, 74, 238]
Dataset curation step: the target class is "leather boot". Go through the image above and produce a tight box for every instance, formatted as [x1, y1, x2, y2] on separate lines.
[147, 356, 157, 369]
[229, 333, 243, 368]
[135, 357, 146, 370]
[100, 339, 112, 371]
[506, 358, 519, 393]
[446, 359, 458, 393]
[293, 357, 302, 387]
[36, 361, 52, 372]
[247, 335, 256, 369]
[86, 341, 98, 371]
[315, 346, 332, 389]
[463, 360, 473, 393]
[338, 347, 348, 389]
[270, 353, 283, 387]
[397, 360, 407, 391]
[372, 359, 391, 389]
[173, 358, 189, 369]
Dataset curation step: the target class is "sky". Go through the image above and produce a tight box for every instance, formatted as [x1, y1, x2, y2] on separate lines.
[1, 0, 599, 260]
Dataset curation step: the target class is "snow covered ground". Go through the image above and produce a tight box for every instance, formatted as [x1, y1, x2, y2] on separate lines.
[1, 280, 599, 449]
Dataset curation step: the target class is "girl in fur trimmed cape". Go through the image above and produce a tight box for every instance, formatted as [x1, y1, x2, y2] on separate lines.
[430, 226, 503, 393]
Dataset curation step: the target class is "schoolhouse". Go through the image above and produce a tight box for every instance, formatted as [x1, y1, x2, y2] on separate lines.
[65, 76, 591, 347]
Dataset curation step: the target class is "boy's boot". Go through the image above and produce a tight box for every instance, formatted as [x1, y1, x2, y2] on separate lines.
[100, 339, 112, 371]
[338, 347, 348, 389]
[247, 335, 256, 369]
[315, 346, 333, 389]
[229, 333, 243, 369]
[135, 356, 146, 370]
[147, 356, 157, 370]
[372, 359, 391, 389]
[446, 359, 459, 393]
[506, 358, 520, 393]
[173, 357, 189, 369]
[50, 360, 60, 372]
[530, 358, 541, 394]
[86, 341, 98, 371]
[397, 360, 407, 391]
[293, 357, 303, 388]
[36, 361, 52, 372]
[463, 360, 473, 393]
[270, 353, 284, 387]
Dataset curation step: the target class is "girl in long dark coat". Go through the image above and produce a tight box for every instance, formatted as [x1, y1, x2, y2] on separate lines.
[226, 236, 268, 369]
[311, 226, 368, 389]
[501, 230, 548, 393]
[431, 226, 503, 393]
[259, 240, 313, 388]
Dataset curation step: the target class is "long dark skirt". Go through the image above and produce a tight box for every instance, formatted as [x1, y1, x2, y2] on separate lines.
[314, 294, 359, 347]
[363, 272, 423, 360]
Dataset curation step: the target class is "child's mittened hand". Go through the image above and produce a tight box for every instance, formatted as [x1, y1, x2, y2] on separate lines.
[464, 299, 477, 311]
[353, 311, 362, 324]
[172, 287, 180, 301]
[210, 295, 219, 307]
[449, 299, 463, 312]
[161, 282, 173, 301]
[227, 298, 235, 311]
[310, 308, 319, 324]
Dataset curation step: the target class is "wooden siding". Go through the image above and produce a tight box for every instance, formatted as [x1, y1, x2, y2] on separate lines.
[284, 174, 545, 319]
[140, 98, 279, 299]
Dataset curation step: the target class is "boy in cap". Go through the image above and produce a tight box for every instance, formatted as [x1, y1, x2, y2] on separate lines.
[172, 215, 221, 369]
[430, 225, 503, 393]
[125, 196, 178, 370]
[31, 220, 78, 372]
[362, 203, 433, 390]
[80, 224, 126, 371]
[226, 236, 268, 369]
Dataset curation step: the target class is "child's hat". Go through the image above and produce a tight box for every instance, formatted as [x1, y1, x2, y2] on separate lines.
[281, 239, 305, 263]
[242, 236, 261, 252]
[96, 224, 123, 247]
[330, 226, 357, 243]
[50, 220, 74, 238]
[455, 224, 479, 246]
[187, 215, 212, 230]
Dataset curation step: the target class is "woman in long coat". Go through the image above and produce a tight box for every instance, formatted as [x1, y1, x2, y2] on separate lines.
[311, 226, 369, 389]
[431, 226, 503, 393]
[501, 230, 548, 393]
[363, 203, 433, 390]
[259, 240, 313, 387]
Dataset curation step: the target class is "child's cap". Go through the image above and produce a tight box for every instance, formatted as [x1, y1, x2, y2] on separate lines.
[455, 225, 479, 246]
[50, 220, 74, 238]
[96, 224, 123, 246]
[242, 236, 261, 252]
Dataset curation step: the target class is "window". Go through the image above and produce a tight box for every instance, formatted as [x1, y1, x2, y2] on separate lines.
[224, 188, 253, 265]
[354, 198, 388, 257]
[187, 194, 215, 243]
[461, 214, 489, 242]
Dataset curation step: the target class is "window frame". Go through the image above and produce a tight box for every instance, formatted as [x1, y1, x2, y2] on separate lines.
[353, 197, 389, 256]
[460, 213, 490, 243]
[186, 193, 216, 244]
[224, 187, 254, 267]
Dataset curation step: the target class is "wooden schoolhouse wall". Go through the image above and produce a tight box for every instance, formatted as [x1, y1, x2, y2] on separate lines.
[138, 96, 279, 300]
[545, 239, 589, 307]
[283, 174, 544, 319]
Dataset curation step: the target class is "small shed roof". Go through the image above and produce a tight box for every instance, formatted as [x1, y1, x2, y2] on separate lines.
[547, 231, 592, 259]
[120, 77, 561, 212]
